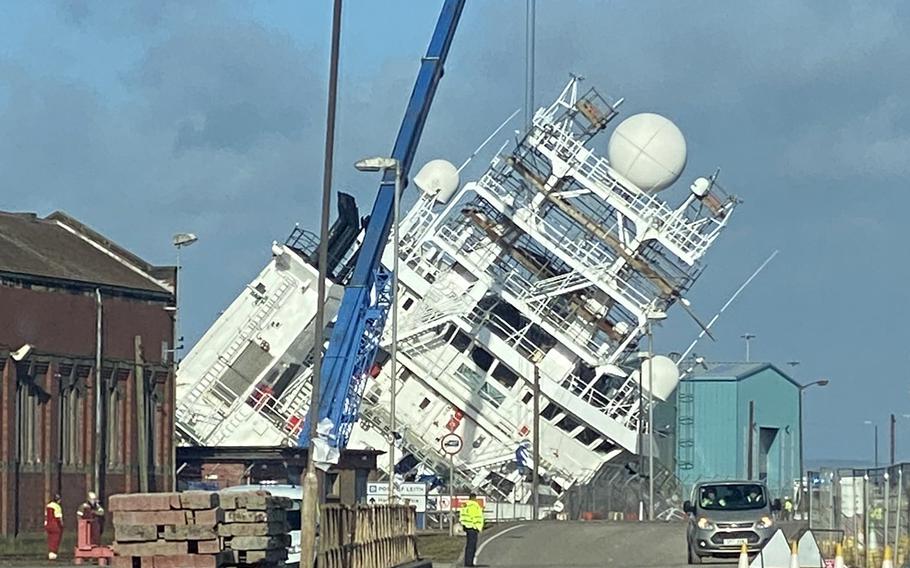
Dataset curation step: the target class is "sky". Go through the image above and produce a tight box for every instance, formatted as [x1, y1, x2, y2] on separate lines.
[1, 1, 908, 463]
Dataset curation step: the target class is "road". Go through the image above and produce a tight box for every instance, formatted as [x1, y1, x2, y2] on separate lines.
[474, 521, 736, 568]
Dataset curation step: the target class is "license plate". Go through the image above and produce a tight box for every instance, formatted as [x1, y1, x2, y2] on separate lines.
[724, 538, 748, 546]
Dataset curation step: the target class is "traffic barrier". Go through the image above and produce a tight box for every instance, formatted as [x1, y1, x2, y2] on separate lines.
[788, 541, 799, 568]
[317, 504, 419, 568]
[834, 543, 845, 568]
[738, 543, 749, 568]
[883, 546, 894, 568]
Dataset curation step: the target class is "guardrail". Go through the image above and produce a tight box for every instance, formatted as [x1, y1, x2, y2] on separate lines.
[318, 504, 419, 568]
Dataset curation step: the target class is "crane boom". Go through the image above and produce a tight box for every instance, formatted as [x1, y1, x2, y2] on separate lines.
[302, 0, 466, 451]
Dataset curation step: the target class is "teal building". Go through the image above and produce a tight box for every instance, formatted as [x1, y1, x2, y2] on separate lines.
[671, 362, 802, 500]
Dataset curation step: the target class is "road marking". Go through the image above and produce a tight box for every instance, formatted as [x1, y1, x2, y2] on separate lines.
[476, 523, 526, 562]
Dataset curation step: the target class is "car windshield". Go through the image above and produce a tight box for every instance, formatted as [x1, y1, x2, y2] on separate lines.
[698, 484, 766, 511]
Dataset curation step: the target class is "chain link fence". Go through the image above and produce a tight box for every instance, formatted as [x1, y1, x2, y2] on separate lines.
[808, 464, 910, 568]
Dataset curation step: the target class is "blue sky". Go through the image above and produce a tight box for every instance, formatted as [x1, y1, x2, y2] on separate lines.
[2, 1, 908, 462]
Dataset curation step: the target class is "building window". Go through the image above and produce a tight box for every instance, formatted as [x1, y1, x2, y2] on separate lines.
[17, 385, 42, 465]
[107, 384, 123, 467]
[60, 385, 84, 467]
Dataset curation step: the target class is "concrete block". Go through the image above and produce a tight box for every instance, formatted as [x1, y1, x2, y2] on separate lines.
[113, 541, 189, 557]
[162, 525, 218, 541]
[113, 511, 189, 526]
[223, 509, 286, 524]
[180, 491, 220, 510]
[218, 522, 289, 537]
[111, 556, 137, 568]
[114, 525, 159, 543]
[193, 508, 224, 527]
[109, 493, 175, 512]
[225, 548, 288, 564]
[195, 539, 222, 554]
[226, 534, 291, 550]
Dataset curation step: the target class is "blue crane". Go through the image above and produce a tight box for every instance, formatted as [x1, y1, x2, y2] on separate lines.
[300, 0, 466, 451]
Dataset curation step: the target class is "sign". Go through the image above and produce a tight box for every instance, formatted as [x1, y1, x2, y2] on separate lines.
[366, 482, 428, 513]
[431, 495, 486, 512]
[441, 433, 463, 455]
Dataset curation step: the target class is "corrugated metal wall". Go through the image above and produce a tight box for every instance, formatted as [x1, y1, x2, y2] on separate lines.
[676, 365, 800, 501]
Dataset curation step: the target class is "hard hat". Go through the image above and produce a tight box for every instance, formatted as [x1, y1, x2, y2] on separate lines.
[87, 491, 97, 501]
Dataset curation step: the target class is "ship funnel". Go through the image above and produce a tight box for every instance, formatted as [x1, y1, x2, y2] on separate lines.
[414, 159, 459, 203]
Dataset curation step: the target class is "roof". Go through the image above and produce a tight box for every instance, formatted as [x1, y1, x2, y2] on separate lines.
[683, 361, 801, 388]
[0, 210, 173, 296]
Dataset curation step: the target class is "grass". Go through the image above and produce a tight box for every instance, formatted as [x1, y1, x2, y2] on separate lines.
[0, 533, 74, 558]
[416, 531, 464, 563]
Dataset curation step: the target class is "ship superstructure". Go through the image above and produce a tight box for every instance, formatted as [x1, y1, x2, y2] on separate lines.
[175, 77, 738, 504]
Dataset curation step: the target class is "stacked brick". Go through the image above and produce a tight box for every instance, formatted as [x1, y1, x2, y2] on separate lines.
[110, 491, 291, 568]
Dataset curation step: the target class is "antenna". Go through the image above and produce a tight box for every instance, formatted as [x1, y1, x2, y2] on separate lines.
[678, 250, 779, 362]
[458, 108, 521, 173]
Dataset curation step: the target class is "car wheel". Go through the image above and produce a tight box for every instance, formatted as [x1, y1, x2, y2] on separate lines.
[687, 542, 702, 565]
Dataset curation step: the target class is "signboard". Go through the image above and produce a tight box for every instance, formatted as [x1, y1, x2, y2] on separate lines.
[441, 433, 463, 455]
[429, 494, 486, 512]
[366, 482, 428, 513]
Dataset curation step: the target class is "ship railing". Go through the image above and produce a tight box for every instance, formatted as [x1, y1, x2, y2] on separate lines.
[474, 174, 654, 314]
[557, 372, 641, 433]
[530, 124, 722, 261]
[176, 274, 296, 426]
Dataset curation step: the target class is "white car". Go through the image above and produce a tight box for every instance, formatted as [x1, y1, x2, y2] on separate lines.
[220, 483, 302, 566]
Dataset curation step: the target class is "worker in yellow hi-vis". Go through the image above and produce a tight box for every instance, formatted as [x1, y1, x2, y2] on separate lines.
[459, 492, 485, 567]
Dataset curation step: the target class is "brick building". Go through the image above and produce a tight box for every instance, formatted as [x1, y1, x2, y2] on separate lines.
[0, 211, 176, 536]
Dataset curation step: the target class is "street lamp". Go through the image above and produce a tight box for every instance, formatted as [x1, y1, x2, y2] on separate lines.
[355, 156, 402, 503]
[172, 233, 198, 365]
[740, 333, 756, 362]
[865, 420, 880, 467]
[635, 308, 667, 521]
[797, 379, 828, 490]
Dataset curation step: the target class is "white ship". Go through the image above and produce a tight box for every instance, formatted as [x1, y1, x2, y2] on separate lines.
[175, 77, 738, 505]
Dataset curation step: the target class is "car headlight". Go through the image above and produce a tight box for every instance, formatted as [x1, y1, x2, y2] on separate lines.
[757, 516, 774, 529]
[697, 517, 715, 530]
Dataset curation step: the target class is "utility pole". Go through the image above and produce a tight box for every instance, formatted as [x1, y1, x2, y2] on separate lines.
[300, 0, 342, 565]
[532, 364, 540, 521]
[747, 401, 755, 479]
[891, 413, 896, 465]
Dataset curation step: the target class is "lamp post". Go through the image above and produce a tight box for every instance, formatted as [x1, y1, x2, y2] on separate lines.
[645, 309, 666, 521]
[865, 420, 880, 467]
[355, 156, 402, 502]
[797, 379, 828, 474]
[171, 233, 198, 366]
[740, 333, 756, 362]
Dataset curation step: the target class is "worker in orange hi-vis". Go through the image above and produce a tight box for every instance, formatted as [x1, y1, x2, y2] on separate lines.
[44, 494, 63, 560]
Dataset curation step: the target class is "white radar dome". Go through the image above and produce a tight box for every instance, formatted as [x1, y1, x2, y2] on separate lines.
[414, 159, 459, 204]
[607, 113, 687, 193]
[630, 355, 680, 401]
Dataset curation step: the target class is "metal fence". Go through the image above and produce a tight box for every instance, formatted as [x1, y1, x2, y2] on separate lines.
[808, 464, 910, 568]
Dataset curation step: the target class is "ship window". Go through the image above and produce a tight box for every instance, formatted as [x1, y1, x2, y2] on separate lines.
[478, 383, 505, 408]
[521, 392, 533, 405]
[403, 298, 414, 310]
[491, 364, 518, 389]
[452, 331, 472, 352]
[594, 439, 617, 454]
[419, 398, 431, 410]
[540, 403, 560, 421]
[576, 427, 600, 446]
[557, 414, 580, 433]
[470, 346, 494, 371]
[454, 364, 484, 390]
